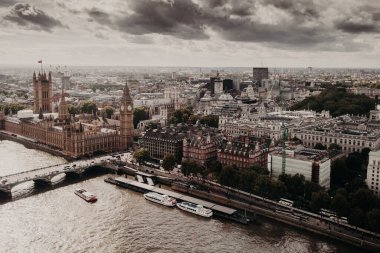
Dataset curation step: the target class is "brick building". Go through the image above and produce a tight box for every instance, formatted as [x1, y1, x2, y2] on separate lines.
[183, 132, 224, 166]
[217, 139, 269, 169]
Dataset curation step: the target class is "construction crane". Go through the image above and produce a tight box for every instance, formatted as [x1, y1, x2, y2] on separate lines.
[279, 78, 287, 175]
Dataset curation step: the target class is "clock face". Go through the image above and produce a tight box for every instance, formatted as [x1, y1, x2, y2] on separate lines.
[121, 105, 124, 111]
[127, 105, 132, 111]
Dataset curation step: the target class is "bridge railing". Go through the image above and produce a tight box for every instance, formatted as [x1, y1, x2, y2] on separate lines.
[0, 163, 68, 179]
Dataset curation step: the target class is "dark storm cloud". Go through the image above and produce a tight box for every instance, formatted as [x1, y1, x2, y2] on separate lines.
[86, 7, 112, 25]
[262, 0, 319, 21]
[84, 0, 379, 51]
[0, 0, 15, 7]
[3, 3, 66, 32]
[88, 0, 209, 40]
[335, 20, 379, 34]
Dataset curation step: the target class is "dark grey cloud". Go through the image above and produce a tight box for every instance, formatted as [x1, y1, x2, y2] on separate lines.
[87, 7, 112, 25]
[335, 5, 380, 34]
[88, 0, 208, 40]
[0, 0, 15, 7]
[4, 3, 66, 32]
[336, 20, 379, 34]
[83, 0, 379, 51]
[262, 0, 319, 21]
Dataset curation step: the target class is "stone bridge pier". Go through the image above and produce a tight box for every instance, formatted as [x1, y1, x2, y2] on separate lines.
[33, 176, 53, 189]
[0, 185, 12, 198]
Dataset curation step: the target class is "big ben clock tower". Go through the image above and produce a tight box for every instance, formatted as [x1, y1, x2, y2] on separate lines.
[120, 81, 134, 150]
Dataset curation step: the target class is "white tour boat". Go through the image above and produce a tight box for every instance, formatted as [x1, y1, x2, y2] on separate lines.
[176, 201, 213, 218]
[143, 192, 177, 207]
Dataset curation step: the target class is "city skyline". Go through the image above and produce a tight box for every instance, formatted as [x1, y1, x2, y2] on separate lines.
[0, 0, 380, 68]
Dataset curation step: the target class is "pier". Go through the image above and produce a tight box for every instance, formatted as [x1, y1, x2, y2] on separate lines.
[106, 176, 250, 224]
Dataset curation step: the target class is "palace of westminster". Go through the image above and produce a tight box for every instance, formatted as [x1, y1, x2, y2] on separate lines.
[0, 72, 134, 158]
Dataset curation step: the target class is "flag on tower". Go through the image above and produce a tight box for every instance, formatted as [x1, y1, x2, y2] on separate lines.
[38, 60, 42, 63]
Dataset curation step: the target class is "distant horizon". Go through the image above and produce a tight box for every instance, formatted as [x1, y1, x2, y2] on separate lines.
[0, 63, 379, 70]
[0, 1, 379, 68]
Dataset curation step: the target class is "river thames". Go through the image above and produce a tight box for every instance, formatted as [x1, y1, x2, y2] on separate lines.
[0, 140, 369, 253]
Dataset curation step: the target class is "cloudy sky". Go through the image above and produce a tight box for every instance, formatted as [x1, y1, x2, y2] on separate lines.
[0, 0, 380, 68]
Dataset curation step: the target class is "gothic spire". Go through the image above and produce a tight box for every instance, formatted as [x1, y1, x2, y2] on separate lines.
[123, 81, 130, 97]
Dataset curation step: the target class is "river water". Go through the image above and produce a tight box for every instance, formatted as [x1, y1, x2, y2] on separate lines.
[0, 140, 368, 253]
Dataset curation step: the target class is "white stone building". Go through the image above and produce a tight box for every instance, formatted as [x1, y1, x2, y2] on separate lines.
[367, 150, 380, 196]
[267, 146, 331, 189]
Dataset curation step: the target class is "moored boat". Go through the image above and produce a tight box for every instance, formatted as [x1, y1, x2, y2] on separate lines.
[143, 192, 176, 207]
[74, 188, 97, 203]
[176, 201, 213, 218]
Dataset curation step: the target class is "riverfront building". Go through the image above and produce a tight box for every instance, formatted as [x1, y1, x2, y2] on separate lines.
[140, 128, 185, 162]
[217, 139, 270, 169]
[0, 73, 134, 158]
[267, 146, 331, 189]
[367, 150, 380, 196]
[182, 131, 224, 166]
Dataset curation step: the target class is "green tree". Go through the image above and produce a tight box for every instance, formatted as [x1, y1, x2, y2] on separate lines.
[80, 101, 97, 114]
[250, 166, 269, 175]
[205, 160, 222, 174]
[328, 143, 342, 151]
[219, 165, 239, 187]
[351, 188, 375, 212]
[310, 191, 330, 212]
[331, 159, 348, 189]
[268, 180, 287, 200]
[239, 170, 258, 193]
[304, 181, 322, 200]
[349, 207, 366, 228]
[68, 105, 80, 117]
[0, 103, 26, 115]
[314, 143, 327, 150]
[254, 175, 272, 197]
[181, 160, 199, 176]
[290, 87, 375, 117]
[133, 107, 149, 128]
[367, 209, 380, 233]
[188, 114, 201, 124]
[133, 148, 150, 164]
[146, 121, 160, 130]
[104, 106, 115, 119]
[200, 115, 219, 128]
[331, 194, 349, 217]
[162, 154, 176, 171]
[346, 152, 363, 173]
[279, 174, 305, 197]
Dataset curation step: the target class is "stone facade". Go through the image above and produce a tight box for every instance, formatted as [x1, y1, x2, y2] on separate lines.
[120, 81, 134, 150]
[268, 146, 331, 189]
[367, 150, 380, 196]
[183, 132, 224, 166]
[217, 139, 269, 169]
[33, 72, 52, 114]
[2, 73, 134, 158]
[140, 128, 184, 161]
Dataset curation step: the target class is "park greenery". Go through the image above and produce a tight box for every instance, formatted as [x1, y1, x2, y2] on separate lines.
[103, 106, 115, 119]
[133, 148, 150, 164]
[133, 107, 149, 128]
[161, 154, 176, 171]
[80, 101, 98, 115]
[0, 103, 26, 115]
[290, 87, 375, 117]
[168, 107, 219, 128]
